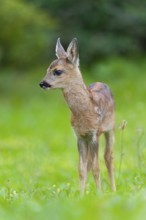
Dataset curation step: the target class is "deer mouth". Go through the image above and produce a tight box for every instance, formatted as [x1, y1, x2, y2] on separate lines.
[39, 81, 52, 89]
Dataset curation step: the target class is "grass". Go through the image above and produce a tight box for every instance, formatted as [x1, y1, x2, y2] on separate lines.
[0, 57, 146, 219]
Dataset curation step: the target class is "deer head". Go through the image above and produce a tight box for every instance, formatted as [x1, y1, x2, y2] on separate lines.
[39, 38, 80, 90]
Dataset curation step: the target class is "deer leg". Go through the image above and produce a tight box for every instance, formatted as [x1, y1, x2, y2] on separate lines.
[104, 130, 116, 192]
[90, 135, 101, 191]
[78, 138, 88, 196]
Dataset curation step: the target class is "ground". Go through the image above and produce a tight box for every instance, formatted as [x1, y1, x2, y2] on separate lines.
[0, 57, 146, 220]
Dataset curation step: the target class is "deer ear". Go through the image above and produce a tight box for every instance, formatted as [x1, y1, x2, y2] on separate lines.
[67, 38, 79, 66]
[55, 38, 67, 58]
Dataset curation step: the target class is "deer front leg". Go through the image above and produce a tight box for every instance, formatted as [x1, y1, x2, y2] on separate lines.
[89, 135, 101, 191]
[77, 137, 88, 196]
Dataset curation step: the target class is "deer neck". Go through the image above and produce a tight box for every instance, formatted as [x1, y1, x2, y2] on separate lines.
[63, 75, 92, 115]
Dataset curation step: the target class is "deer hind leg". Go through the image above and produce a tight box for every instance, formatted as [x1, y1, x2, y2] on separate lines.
[78, 138, 89, 196]
[89, 135, 101, 191]
[104, 130, 116, 192]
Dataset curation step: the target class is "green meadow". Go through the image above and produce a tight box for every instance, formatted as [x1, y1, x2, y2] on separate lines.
[0, 58, 146, 220]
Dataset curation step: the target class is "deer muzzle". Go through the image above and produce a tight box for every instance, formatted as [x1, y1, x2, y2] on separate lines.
[39, 81, 52, 89]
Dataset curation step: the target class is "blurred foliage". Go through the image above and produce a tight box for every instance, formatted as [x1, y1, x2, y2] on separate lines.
[26, 0, 146, 64]
[0, 0, 56, 68]
[0, 0, 146, 68]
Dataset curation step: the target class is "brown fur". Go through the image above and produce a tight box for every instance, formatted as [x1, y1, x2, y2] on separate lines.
[40, 38, 116, 195]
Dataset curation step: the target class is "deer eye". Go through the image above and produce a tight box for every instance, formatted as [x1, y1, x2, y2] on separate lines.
[53, 69, 64, 76]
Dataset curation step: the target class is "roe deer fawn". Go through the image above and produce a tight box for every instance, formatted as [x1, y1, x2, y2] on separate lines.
[39, 38, 116, 195]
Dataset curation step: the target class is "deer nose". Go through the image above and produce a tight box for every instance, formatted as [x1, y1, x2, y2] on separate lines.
[39, 81, 52, 89]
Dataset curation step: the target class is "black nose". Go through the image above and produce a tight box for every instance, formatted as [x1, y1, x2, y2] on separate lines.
[39, 81, 51, 89]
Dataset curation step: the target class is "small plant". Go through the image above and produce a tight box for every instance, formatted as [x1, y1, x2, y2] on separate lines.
[118, 120, 127, 184]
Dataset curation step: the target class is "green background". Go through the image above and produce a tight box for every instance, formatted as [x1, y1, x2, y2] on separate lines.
[0, 0, 146, 219]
